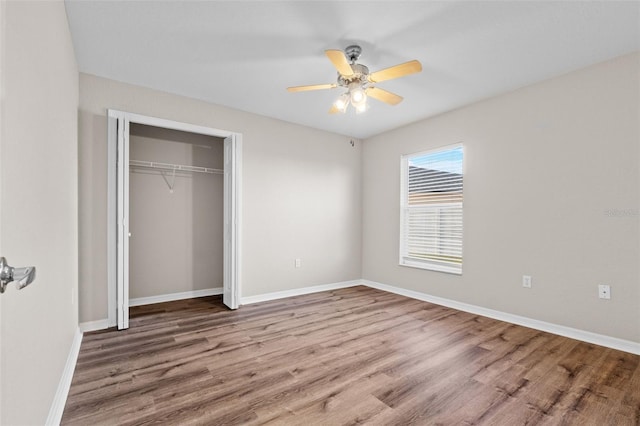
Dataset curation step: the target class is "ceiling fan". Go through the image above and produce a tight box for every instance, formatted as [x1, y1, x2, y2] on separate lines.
[287, 45, 422, 114]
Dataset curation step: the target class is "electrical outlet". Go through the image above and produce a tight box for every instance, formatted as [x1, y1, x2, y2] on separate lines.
[522, 275, 532, 288]
[598, 284, 611, 300]
[295, 258, 301, 268]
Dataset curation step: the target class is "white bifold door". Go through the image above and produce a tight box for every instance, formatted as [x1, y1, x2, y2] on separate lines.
[110, 111, 241, 330]
[116, 116, 130, 329]
[223, 135, 240, 310]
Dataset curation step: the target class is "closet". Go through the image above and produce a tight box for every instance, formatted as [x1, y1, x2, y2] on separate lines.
[128, 124, 224, 306]
[107, 109, 242, 330]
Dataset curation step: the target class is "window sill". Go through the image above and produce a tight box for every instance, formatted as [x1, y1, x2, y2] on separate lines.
[399, 260, 462, 275]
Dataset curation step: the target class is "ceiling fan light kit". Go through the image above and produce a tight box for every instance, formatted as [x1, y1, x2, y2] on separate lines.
[287, 44, 422, 115]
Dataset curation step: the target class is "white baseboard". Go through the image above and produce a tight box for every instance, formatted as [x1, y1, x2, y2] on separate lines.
[363, 279, 640, 355]
[79, 318, 111, 333]
[46, 327, 83, 426]
[240, 280, 361, 305]
[129, 287, 223, 307]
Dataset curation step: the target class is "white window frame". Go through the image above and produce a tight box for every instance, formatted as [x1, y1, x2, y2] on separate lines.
[399, 143, 463, 275]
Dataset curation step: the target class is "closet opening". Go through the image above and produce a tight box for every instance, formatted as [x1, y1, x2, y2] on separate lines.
[107, 111, 241, 330]
[129, 123, 224, 309]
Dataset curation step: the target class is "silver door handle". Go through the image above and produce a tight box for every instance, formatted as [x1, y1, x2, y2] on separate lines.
[0, 257, 36, 293]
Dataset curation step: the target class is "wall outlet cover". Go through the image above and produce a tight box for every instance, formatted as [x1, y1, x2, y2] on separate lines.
[598, 284, 611, 299]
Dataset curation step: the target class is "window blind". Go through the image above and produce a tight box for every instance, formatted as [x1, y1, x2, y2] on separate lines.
[400, 145, 463, 274]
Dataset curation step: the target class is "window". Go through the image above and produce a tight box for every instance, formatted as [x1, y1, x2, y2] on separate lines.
[400, 144, 463, 274]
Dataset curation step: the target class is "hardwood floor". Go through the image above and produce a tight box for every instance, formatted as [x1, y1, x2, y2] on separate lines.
[62, 286, 640, 425]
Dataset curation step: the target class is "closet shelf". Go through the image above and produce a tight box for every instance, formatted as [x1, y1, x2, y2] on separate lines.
[130, 160, 223, 175]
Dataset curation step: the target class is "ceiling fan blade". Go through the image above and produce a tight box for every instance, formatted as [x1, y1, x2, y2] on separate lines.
[369, 60, 422, 83]
[366, 87, 403, 105]
[325, 49, 354, 76]
[287, 83, 337, 92]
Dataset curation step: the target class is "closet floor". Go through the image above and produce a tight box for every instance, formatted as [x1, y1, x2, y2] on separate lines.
[61, 286, 639, 425]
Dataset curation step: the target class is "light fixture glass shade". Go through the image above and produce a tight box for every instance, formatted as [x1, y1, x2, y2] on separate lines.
[334, 93, 349, 113]
[355, 102, 369, 114]
[350, 87, 366, 105]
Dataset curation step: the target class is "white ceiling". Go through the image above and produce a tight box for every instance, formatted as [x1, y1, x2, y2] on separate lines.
[64, 1, 639, 139]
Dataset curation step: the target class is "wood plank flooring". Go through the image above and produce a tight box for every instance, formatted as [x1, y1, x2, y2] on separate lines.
[62, 286, 640, 425]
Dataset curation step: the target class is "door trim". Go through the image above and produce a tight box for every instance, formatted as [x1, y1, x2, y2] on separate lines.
[107, 110, 242, 328]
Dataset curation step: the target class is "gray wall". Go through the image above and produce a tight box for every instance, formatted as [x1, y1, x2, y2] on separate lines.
[362, 52, 640, 342]
[129, 124, 224, 299]
[0, 1, 79, 424]
[78, 74, 363, 323]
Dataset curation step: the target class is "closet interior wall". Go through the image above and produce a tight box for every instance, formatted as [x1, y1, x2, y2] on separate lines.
[129, 123, 224, 300]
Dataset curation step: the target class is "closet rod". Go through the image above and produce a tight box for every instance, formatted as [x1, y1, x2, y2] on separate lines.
[129, 159, 223, 175]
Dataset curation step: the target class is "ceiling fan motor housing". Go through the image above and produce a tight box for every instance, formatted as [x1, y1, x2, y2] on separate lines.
[338, 63, 370, 87]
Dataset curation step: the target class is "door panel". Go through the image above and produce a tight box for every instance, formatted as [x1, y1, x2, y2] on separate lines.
[106, 113, 117, 326]
[223, 135, 238, 309]
[116, 117, 130, 329]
